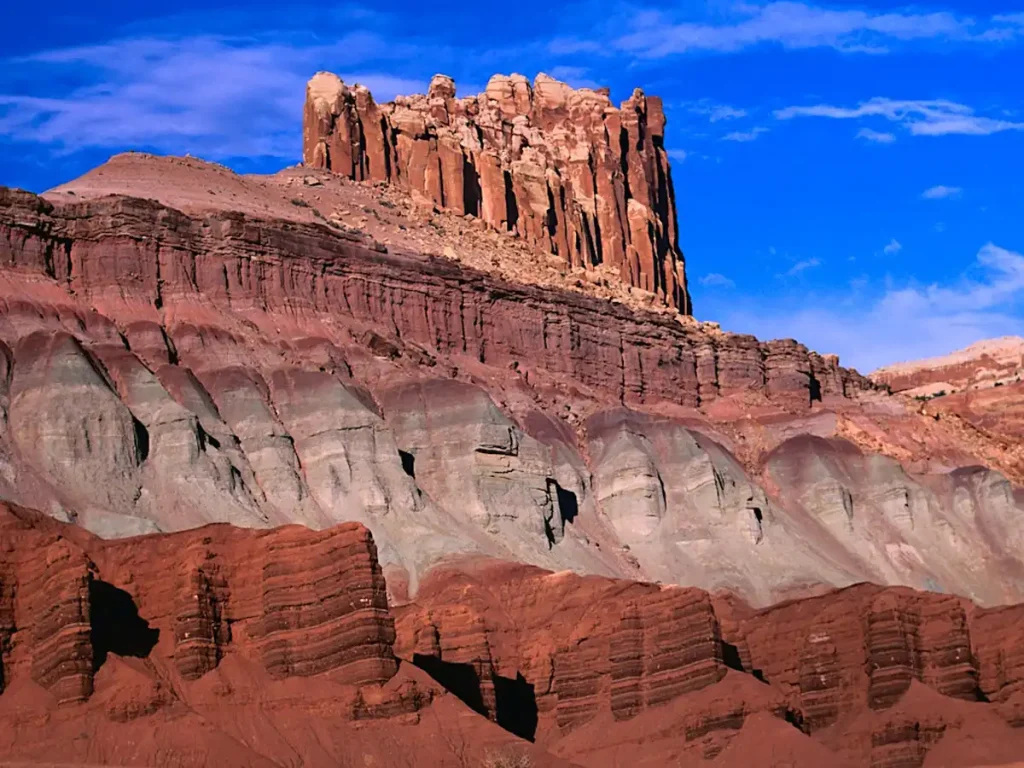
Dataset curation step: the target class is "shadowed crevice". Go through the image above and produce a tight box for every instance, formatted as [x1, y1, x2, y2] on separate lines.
[495, 672, 538, 742]
[399, 450, 416, 479]
[90, 579, 159, 671]
[413, 654, 487, 716]
[554, 482, 579, 525]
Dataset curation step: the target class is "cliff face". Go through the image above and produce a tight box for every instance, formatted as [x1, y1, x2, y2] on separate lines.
[392, 560, 1024, 767]
[4, 505, 1024, 768]
[2, 182, 1024, 611]
[303, 72, 690, 311]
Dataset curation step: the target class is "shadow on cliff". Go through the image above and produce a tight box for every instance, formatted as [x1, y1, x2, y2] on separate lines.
[90, 578, 160, 670]
[412, 654, 538, 742]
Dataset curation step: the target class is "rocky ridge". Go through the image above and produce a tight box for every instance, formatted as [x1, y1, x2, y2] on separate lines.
[303, 72, 690, 310]
[872, 336, 1024, 396]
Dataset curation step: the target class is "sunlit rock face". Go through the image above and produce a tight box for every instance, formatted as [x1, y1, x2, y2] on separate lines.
[303, 71, 690, 311]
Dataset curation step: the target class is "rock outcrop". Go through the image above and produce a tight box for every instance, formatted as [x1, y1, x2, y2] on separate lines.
[5, 494, 1024, 766]
[0, 504, 572, 767]
[872, 336, 1024, 396]
[0, 505, 399, 696]
[392, 560, 1024, 767]
[303, 72, 690, 310]
[2, 184, 1024, 609]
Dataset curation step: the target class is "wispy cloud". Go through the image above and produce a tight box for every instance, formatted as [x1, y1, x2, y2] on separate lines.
[667, 149, 688, 162]
[611, 3, 1024, 58]
[857, 127, 896, 143]
[883, 238, 903, 255]
[708, 105, 748, 122]
[785, 257, 821, 276]
[700, 272, 736, 288]
[922, 185, 963, 199]
[708, 243, 1024, 371]
[775, 97, 1024, 137]
[722, 126, 769, 142]
[0, 34, 427, 159]
[546, 65, 600, 90]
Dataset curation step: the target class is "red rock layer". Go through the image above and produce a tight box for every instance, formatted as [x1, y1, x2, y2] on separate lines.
[395, 563, 727, 737]
[714, 584, 984, 737]
[0, 188, 869, 412]
[4, 507, 1024, 766]
[303, 72, 690, 310]
[973, 603, 1024, 726]
[0, 504, 401, 703]
[394, 565, 1024, 766]
[248, 526, 398, 684]
[26, 538, 94, 704]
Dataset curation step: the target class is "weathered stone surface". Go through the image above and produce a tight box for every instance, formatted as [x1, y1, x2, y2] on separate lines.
[393, 562, 728, 738]
[3, 504, 1024, 766]
[0, 505, 402, 695]
[303, 72, 691, 310]
[713, 583, 987, 737]
[27, 539, 94, 704]
[2, 187, 1024, 608]
[249, 524, 398, 684]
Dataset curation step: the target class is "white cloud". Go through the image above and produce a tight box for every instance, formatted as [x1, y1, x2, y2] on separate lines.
[922, 185, 963, 199]
[883, 238, 903, 255]
[0, 34, 428, 159]
[784, 257, 821, 276]
[857, 127, 896, 143]
[700, 272, 736, 288]
[723, 126, 769, 142]
[546, 65, 600, 90]
[775, 97, 1024, 137]
[705, 243, 1024, 372]
[709, 105, 748, 122]
[667, 149, 688, 162]
[611, 3, 1024, 58]
[994, 13, 1024, 25]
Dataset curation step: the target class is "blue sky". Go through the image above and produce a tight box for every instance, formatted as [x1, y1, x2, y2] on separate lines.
[2, 1, 1023, 371]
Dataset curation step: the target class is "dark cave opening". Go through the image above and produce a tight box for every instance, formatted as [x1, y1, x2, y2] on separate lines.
[399, 450, 416, 479]
[89, 579, 159, 671]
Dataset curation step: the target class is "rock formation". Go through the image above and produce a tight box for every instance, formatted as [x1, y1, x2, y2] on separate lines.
[0, 177, 1023, 609]
[4, 505, 1024, 767]
[2, 65, 1024, 767]
[303, 72, 691, 310]
[392, 559, 1024, 766]
[872, 336, 1024, 396]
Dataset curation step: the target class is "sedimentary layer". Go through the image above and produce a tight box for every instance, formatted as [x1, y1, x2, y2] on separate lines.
[1, 185, 1023, 609]
[4, 506, 1024, 767]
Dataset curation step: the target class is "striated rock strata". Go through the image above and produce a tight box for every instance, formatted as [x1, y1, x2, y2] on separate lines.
[303, 72, 690, 310]
[3, 184, 1024, 610]
[395, 561, 1024, 766]
[4, 504, 1024, 766]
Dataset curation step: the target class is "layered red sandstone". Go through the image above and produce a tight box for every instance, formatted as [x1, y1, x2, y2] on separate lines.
[393, 560, 1024, 766]
[303, 72, 690, 310]
[5, 505, 1024, 766]
[0, 187, 865, 410]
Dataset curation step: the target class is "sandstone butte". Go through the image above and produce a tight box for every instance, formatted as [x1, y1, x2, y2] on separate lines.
[0, 70, 1023, 767]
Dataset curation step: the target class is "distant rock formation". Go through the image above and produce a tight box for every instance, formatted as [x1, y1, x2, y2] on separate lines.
[872, 336, 1024, 396]
[303, 72, 690, 311]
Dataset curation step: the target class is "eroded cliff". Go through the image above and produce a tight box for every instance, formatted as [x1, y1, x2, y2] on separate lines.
[4, 506, 1024, 767]
[303, 72, 690, 310]
[1, 181, 1023, 610]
